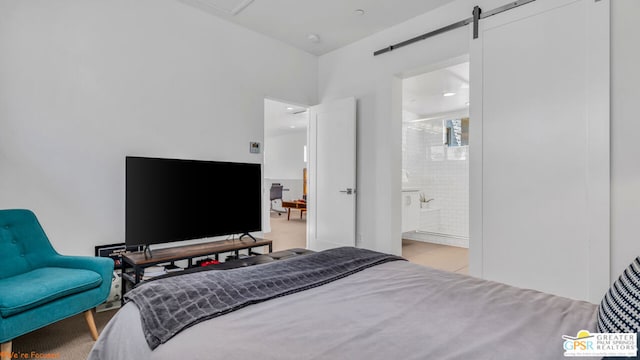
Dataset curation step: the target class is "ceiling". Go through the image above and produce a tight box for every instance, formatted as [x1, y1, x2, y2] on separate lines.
[176, 0, 455, 55]
[264, 99, 308, 138]
[403, 62, 469, 119]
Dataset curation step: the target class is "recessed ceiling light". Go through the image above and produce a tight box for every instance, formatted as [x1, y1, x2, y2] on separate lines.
[354, 9, 365, 16]
[465, 102, 470, 106]
[443, 92, 456, 97]
[307, 33, 320, 43]
[289, 125, 296, 129]
[286, 107, 294, 111]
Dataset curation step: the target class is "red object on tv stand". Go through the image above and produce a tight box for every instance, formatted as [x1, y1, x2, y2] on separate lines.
[200, 259, 220, 267]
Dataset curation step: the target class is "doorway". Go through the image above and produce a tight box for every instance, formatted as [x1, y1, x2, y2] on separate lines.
[400, 60, 469, 274]
[262, 98, 309, 251]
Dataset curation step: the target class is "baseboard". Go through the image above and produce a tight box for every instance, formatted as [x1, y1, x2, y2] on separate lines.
[402, 231, 469, 248]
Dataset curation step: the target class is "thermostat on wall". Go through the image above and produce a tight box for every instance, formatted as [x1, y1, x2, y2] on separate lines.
[249, 142, 261, 154]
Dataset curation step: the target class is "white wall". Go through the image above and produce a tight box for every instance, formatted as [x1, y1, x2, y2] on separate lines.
[318, 0, 504, 255]
[319, 0, 640, 286]
[610, 0, 640, 282]
[0, 0, 317, 255]
[264, 131, 307, 181]
[1, 0, 637, 284]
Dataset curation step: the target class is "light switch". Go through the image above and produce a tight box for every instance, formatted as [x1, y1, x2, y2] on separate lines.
[249, 142, 261, 154]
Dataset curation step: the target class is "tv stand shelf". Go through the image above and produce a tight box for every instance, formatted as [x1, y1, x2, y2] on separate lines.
[120, 238, 273, 298]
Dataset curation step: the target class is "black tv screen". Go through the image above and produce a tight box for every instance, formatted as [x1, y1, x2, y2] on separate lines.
[125, 156, 261, 247]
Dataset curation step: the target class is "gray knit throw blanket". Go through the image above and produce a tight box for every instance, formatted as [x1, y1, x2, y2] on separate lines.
[124, 246, 405, 349]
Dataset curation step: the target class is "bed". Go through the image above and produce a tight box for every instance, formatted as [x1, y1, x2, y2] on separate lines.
[88, 247, 600, 360]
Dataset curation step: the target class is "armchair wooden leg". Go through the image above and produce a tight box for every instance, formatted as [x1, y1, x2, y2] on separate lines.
[1, 341, 11, 360]
[84, 309, 99, 341]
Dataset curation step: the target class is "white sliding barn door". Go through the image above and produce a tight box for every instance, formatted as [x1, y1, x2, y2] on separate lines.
[307, 97, 357, 251]
[469, 0, 609, 302]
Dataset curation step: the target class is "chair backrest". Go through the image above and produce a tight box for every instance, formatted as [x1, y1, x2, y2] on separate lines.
[0, 209, 57, 279]
[270, 183, 283, 201]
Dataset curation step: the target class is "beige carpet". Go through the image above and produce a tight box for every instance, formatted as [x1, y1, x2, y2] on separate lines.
[263, 211, 306, 251]
[402, 239, 469, 274]
[10, 309, 117, 360]
[264, 212, 468, 274]
[263, 211, 469, 274]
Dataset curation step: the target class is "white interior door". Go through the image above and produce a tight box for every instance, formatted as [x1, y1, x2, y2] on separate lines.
[307, 97, 356, 251]
[469, 0, 609, 302]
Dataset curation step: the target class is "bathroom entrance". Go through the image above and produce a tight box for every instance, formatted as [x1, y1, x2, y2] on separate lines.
[400, 59, 469, 274]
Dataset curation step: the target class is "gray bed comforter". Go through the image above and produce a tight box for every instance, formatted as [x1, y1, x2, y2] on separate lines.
[124, 247, 403, 349]
[90, 252, 599, 360]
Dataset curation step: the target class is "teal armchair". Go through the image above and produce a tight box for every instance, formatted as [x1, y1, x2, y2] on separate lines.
[0, 209, 114, 356]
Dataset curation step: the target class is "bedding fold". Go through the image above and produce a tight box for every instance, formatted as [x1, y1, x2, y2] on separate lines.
[124, 246, 404, 349]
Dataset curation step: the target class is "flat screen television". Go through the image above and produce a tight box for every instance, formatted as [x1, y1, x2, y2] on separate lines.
[125, 156, 262, 252]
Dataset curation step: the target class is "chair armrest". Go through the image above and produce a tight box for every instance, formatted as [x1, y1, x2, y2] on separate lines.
[46, 255, 114, 277]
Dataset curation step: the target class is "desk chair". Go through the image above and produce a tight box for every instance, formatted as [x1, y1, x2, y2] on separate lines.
[269, 183, 287, 216]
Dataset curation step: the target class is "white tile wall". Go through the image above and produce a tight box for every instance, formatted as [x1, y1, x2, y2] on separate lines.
[419, 208, 440, 232]
[402, 120, 469, 238]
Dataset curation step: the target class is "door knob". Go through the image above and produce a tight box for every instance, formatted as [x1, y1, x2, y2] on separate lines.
[339, 188, 354, 195]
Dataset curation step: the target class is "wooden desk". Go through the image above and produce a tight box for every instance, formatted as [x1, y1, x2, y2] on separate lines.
[120, 238, 272, 298]
[282, 200, 307, 220]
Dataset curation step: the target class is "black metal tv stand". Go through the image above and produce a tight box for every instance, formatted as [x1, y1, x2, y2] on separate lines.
[239, 232, 257, 242]
[143, 244, 153, 259]
[120, 238, 273, 300]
